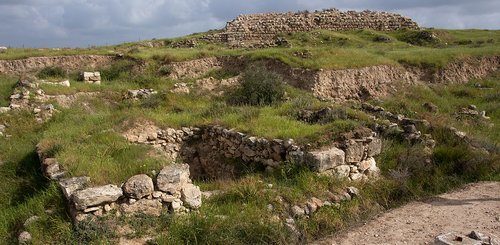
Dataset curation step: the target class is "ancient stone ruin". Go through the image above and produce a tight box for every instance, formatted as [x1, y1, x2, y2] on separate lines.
[80, 71, 101, 85]
[36, 144, 202, 222]
[205, 8, 419, 48]
[124, 123, 382, 181]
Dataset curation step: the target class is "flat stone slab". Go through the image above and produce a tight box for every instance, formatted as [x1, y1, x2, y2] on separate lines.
[59, 176, 90, 199]
[73, 184, 123, 210]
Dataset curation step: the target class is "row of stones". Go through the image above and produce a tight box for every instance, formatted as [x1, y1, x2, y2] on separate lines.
[36, 145, 202, 222]
[126, 124, 383, 181]
[205, 9, 418, 47]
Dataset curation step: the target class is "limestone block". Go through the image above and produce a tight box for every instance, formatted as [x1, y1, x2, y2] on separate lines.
[59, 176, 90, 199]
[181, 183, 202, 209]
[344, 140, 365, 163]
[73, 184, 123, 210]
[305, 146, 345, 172]
[156, 164, 190, 194]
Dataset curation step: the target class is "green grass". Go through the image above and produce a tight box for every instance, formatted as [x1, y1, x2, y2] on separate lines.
[0, 75, 16, 107]
[2, 29, 498, 72]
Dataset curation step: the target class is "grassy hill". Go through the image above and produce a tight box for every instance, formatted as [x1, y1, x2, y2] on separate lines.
[0, 28, 498, 244]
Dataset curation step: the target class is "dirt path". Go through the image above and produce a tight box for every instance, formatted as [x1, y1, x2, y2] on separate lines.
[311, 181, 500, 245]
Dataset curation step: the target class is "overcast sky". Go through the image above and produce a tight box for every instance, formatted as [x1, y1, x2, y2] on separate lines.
[0, 0, 498, 48]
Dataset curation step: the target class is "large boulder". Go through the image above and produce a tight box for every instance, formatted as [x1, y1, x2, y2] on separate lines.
[156, 164, 191, 194]
[73, 184, 123, 210]
[181, 183, 202, 209]
[305, 147, 345, 172]
[123, 174, 154, 199]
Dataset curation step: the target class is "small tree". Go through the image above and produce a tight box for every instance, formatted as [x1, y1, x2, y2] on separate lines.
[227, 63, 285, 106]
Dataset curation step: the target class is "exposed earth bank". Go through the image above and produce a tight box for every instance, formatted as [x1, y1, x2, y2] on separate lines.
[311, 181, 500, 245]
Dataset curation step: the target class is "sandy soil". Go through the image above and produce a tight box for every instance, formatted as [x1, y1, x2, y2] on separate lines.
[311, 181, 500, 245]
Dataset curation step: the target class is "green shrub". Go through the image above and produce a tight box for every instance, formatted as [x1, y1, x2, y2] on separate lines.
[37, 66, 66, 79]
[227, 63, 285, 106]
[100, 60, 136, 81]
[396, 30, 440, 46]
[157, 65, 173, 76]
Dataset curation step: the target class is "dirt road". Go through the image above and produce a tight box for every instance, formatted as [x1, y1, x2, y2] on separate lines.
[311, 181, 500, 245]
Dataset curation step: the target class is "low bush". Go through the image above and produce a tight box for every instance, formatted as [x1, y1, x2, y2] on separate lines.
[37, 66, 66, 79]
[226, 63, 285, 106]
[100, 60, 136, 81]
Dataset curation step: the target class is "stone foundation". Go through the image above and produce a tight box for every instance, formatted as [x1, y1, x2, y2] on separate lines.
[123, 123, 383, 181]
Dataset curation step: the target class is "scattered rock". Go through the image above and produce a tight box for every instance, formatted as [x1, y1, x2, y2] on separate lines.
[291, 205, 306, 218]
[123, 174, 154, 199]
[23, 216, 40, 228]
[18, 231, 32, 244]
[126, 89, 157, 99]
[435, 232, 482, 245]
[346, 186, 360, 198]
[181, 183, 202, 209]
[0, 107, 11, 113]
[468, 231, 500, 245]
[423, 102, 438, 112]
[171, 83, 190, 94]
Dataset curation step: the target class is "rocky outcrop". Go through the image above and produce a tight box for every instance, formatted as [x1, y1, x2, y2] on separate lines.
[0, 55, 116, 74]
[430, 56, 500, 83]
[205, 9, 419, 48]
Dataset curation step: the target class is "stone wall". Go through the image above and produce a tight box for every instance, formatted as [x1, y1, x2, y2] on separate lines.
[124, 123, 382, 181]
[205, 9, 419, 48]
[36, 143, 202, 223]
[0, 55, 116, 75]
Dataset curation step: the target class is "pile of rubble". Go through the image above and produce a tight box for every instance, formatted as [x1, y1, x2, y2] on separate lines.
[0, 77, 57, 123]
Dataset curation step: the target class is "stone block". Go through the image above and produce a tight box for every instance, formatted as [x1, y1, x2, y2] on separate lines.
[305, 146, 345, 172]
[156, 164, 190, 194]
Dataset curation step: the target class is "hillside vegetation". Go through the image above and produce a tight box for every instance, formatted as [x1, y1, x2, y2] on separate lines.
[0, 28, 498, 244]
